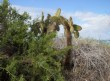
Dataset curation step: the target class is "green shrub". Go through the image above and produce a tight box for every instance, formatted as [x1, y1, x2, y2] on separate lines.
[0, 0, 67, 81]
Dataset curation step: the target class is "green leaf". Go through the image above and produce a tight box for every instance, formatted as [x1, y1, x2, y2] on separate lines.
[73, 24, 82, 31]
[19, 75, 25, 81]
[55, 8, 61, 17]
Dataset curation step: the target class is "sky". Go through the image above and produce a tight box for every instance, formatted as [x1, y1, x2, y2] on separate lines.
[6, 0, 110, 40]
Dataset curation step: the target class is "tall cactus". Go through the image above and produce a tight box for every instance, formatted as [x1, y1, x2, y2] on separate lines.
[60, 16, 82, 70]
[37, 8, 82, 70]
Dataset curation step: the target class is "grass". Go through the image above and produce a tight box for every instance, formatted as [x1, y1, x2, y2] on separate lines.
[54, 37, 110, 81]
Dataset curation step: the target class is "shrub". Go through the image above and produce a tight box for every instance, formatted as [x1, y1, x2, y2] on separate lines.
[0, 0, 67, 81]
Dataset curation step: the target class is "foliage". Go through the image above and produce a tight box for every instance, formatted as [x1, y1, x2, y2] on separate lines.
[0, 0, 68, 81]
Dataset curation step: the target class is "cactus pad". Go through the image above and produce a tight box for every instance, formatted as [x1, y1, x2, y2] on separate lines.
[73, 24, 82, 31]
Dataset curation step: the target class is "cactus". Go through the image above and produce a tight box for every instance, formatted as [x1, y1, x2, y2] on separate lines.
[74, 31, 79, 38]
[68, 17, 74, 33]
[73, 24, 82, 31]
[50, 8, 61, 25]
[37, 8, 82, 70]
[41, 12, 44, 22]
[55, 8, 61, 17]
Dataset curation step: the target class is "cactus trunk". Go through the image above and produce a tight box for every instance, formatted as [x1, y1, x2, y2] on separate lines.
[64, 26, 73, 70]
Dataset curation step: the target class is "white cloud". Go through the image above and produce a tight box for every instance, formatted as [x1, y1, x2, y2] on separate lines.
[70, 12, 110, 40]
[12, 5, 110, 40]
[12, 5, 55, 19]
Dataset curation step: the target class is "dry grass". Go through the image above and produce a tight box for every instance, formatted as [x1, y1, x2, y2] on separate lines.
[54, 37, 110, 81]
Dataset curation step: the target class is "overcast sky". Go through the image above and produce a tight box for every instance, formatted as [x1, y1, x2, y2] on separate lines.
[8, 0, 110, 40]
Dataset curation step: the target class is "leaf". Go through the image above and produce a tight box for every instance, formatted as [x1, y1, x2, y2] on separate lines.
[73, 24, 82, 31]
[55, 8, 61, 17]
[19, 75, 25, 81]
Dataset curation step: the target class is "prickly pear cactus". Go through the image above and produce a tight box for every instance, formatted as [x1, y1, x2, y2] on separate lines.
[68, 17, 74, 33]
[36, 8, 82, 71]
[55, 8, 61, 17]
[73, 24, 82, 31]
[50, 8, 61, 24]
[38, 8, 82, 38]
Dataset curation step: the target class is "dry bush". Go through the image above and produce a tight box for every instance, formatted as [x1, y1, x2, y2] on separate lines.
[54, 37, 110, 81]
